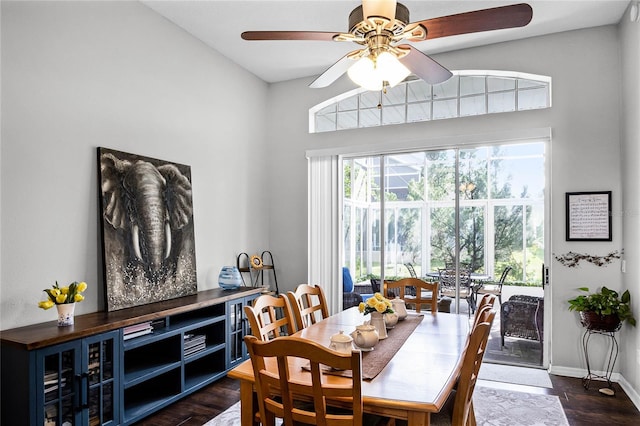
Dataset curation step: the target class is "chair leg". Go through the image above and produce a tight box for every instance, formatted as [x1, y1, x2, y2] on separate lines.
[467, 401, 477, 426]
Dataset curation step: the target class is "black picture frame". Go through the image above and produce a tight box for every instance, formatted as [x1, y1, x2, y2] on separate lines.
[566, 191, 612, 241]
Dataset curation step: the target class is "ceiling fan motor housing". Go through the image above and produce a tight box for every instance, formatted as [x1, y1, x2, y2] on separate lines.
[349, 3, 410, 36]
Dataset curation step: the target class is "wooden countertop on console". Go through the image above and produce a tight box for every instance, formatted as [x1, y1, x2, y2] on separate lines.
[1, 287, 262, 350]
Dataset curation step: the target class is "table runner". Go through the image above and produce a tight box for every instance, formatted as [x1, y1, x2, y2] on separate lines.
[310, 314, 423, 380]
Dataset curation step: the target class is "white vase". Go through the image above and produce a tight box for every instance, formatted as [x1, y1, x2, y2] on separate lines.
[384, 312, 399, 328]
[370, 311, 388, 339]
[56, 303, 75, 326]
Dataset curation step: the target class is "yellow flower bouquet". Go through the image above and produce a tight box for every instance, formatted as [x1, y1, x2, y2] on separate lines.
[358, 292, 394, 315]
[38, 281, 87, 310]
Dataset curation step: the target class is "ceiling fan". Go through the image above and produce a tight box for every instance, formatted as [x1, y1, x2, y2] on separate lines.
[242, 0, 533, 91]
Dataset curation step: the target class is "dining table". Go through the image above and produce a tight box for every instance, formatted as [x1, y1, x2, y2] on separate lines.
[227, 307, 470, 426]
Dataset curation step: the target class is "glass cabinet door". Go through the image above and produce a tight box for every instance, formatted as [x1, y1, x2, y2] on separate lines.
[36, 331, 119, 426]
[227, 298, 245, 367]
[227, 294, 259, 368]
[84, 331, 118, 426]
[38, 342, 81, 426]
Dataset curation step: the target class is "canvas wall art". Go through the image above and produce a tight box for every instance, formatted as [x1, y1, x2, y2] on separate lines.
[98, 148, 197, 311]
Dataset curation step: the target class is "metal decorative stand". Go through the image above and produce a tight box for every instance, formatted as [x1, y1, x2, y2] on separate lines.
[236, 251, 279, 293]
[581, 324, 621, 390]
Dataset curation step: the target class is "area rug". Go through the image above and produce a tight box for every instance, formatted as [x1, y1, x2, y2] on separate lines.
[478, 363, 553, 388]
[473, 386, 569, 426]
[203, 387, 568, 426]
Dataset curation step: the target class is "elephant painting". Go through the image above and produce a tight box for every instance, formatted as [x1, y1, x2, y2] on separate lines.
[98, 148, 197, 311]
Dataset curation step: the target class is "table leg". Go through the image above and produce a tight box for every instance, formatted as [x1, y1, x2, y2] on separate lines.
[239, 380, 257, 426]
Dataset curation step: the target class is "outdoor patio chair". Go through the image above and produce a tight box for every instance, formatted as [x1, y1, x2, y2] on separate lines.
[438, 268, 474, 315]
[342, 267, 363, 310]
[404, 263, 417, 278]
[475, 265, 512, 306]
[501, 295, 544, 362]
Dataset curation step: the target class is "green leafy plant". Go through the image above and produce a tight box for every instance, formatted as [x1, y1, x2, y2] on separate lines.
[568, 286, 636, 326]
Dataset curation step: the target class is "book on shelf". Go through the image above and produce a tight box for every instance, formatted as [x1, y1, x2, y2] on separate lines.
[44, 384, 59, 393]
[184, 334, 206, 349]
[150, 318, 166, 330]
[44, 371, 58, 382]
[184, 333, 207, 356]
[184, 343, 206, 356]
[123, 321, 153, 335]
[123, 327, 153, 340]
[44, 377, 66, 386]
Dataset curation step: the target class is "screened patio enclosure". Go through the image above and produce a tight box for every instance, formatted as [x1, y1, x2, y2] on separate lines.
[342, 142, 545, 311]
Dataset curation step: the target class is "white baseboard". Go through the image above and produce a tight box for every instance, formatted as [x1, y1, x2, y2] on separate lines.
[549, 365, 640, 411]
[618, 375, 640, 411]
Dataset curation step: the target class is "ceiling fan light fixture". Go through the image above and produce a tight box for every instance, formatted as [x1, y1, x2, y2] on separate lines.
[348, 51, 411, 91]
[348, 56, 381, 90]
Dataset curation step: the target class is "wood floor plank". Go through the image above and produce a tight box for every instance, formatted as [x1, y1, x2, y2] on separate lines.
[134, 373, 639, 426]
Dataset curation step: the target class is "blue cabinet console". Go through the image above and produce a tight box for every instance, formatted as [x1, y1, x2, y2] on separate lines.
[1, 287, 262, 426]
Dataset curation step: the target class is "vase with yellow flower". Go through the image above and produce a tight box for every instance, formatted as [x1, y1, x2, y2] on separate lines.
[358, 293, 394, 339]
[38, 281, 87, 326]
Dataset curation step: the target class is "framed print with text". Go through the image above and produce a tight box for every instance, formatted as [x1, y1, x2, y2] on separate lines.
[566, 191, 612, 241]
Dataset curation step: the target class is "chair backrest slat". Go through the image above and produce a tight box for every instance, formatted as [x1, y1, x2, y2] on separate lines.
[286, 284, 329, 331]
[244, 294, 295, 341]
[384, 278, 438, 314]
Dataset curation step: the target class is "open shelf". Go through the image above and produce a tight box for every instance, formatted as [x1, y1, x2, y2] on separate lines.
[184, 350, 227, 390]
[123, 368, 181, 423]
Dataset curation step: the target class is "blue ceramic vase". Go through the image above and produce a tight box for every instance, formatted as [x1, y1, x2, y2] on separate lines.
[218, 266, 242, 290]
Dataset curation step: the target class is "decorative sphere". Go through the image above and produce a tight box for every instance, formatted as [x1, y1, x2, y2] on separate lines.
[218, 266, 242, 290]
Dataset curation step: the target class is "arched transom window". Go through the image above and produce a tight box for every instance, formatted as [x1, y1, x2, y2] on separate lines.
[310, 71, 551, 133]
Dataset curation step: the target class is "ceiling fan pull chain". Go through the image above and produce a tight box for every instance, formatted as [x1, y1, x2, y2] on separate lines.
[378, 82, 389, 109]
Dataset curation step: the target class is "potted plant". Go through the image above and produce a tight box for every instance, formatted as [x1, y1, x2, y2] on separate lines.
[568, 286, 636, 331]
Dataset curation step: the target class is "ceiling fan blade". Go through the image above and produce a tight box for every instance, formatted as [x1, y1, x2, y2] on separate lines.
[241, 31, 340, 41]
[397, 45, 452, 85]
[309, 54, 357, 88]
[411, 3, 533, 41]
[362, 0, 397, 21]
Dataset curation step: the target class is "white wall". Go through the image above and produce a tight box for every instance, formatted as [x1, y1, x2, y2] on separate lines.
[266, 25, 637, 394]
[1, 0, 637, 404]
[0, 1, 270, 329]
[619, 3, 640, 396]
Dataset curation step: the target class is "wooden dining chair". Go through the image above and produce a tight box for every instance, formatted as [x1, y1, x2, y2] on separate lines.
[431, 310, 496, 426]
[244, 335, 393, 426]
[476, 294, 497, 312]
[286, 284, 329, 331]
[384, 278, 438, 314]
[243, 294, 295, 341]
[471, 302, 495, 331]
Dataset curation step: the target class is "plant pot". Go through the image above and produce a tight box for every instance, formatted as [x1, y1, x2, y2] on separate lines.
[56, 303, 76, 327]
[579, 311, 621, 331]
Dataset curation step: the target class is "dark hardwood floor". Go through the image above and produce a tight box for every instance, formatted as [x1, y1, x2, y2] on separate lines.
[135, 373, 639, 425]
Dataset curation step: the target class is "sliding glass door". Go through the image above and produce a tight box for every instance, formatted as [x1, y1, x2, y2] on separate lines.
[342, 142, 545, 315]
